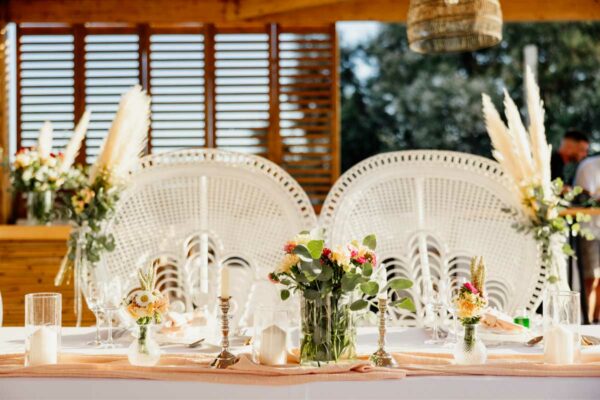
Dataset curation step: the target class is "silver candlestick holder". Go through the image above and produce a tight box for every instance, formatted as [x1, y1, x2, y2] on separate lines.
[210, 296, 239, 369]
[370, 297, 398, 368]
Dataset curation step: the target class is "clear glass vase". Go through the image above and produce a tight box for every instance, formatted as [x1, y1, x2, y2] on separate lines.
[128, 324, 161, 366]
[299, 292, 356, 366]
[26, 190, 55, 225]
[453, 323, 487, 365]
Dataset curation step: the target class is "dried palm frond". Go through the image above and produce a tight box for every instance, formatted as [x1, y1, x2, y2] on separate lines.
[89, 85, 150, 183]
[37, 121, 53, 159]
[481, 66, 552, 208]
[59, 110, 91, 173]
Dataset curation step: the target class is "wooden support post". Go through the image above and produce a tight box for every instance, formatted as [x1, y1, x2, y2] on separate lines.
[73, 24, 86, 163]
[138, 23, 151, 154]
[203, 24, 216, 148]
[330, 23, 340, 181]
[0, 21, 10, 223]
[267, 23, 281, 164]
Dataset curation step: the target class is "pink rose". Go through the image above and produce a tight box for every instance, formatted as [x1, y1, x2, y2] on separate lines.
[463, 282, 479, 295]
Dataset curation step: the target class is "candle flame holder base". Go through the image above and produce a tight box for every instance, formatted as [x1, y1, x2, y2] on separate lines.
[370, 297, 398, 368]
[211, 296, 239, 369]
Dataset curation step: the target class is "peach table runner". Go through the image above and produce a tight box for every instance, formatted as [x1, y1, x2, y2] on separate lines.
[1, 351, 599, 385]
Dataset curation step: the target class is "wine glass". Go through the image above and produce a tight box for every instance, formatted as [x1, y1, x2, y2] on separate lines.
[424, 280, 446, 345]
[79, 264, 103, 346]
[97, 276, 123, 349]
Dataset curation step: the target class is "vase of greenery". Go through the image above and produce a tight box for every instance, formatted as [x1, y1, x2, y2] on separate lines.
[270, 230, 415, 366]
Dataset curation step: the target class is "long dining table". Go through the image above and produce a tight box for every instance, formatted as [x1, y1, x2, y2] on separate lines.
[0, 326, 599, 400]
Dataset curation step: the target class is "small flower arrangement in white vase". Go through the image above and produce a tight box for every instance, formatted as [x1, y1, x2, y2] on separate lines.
[124, 266, 169, 367]
[453, 257, 488, 365]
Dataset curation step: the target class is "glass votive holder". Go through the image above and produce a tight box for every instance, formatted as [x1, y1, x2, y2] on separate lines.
[25, 293, 62, 367]
[252, 307, 289, 366]
[543, 290, 580, 365]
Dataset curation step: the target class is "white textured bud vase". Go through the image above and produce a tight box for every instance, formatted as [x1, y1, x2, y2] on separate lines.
[128, 324, 160, 366]
[453, 324, 487, 365]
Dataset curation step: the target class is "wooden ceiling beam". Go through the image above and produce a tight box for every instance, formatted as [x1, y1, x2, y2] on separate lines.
[228, 0, 353, 20]
[4, 0, 600, 24]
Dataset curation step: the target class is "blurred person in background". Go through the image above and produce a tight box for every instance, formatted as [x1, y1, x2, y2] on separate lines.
[575, 154, 600, 323]
[551, 130, 590, 184]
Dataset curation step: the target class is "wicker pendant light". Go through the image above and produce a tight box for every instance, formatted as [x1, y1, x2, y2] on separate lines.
[407, 0, 503, 54]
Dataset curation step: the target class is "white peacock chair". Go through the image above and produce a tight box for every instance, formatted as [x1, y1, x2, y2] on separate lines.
[100, 149, 317, 330]
[320, 150, 544, 327]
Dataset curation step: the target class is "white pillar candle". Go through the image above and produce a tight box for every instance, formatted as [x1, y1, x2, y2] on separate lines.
[27, 326, 58, 366]
[258, 325, 287, 366]
[544, 324, 575, 364]
[220, 266, 230, 298]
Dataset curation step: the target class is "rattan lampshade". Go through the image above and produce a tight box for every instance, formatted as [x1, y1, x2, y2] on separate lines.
[407, 0, 503, 54]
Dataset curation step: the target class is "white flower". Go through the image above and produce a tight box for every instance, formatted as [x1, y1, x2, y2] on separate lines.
[44, 157, 57, 168]
[14, 153, 31, 169]
[34, 165, 48, 182]
[135, 290, 156, 307]
[21, 168, 33, 183]
[293, 227, 324, 245]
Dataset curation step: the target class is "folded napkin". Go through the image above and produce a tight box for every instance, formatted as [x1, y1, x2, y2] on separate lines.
[0, 353, 405, 385]
[160, 310, 207, 336]
[481, 309, 525, 333]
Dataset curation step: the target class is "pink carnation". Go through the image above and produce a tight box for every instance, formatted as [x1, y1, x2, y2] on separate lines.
[463, 282, 479, 295]
[355, 256, 367, 264]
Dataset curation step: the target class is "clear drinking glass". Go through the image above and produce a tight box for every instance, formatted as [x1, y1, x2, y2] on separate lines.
[98, 277, 123, 349]
[543, 290, 581, 364]
[252, 307, 289, 366]
[25, 293, 61, 366]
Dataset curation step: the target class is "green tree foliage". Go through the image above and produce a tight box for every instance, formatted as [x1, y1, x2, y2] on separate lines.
[341, 23, 600, 171]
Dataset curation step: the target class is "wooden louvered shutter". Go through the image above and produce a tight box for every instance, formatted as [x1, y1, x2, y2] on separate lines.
[213, 28, 270, 155]
[15, 23, 339, 212]
[17, 27, 75, 150]
[278, 27, 338, 209]
[84, 29, 140, 162]
[149, 29, 206, 152]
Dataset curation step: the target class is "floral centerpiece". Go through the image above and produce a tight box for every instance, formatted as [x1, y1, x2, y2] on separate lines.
[482, 67, 592, 289]
[453, 256, 488, 365]
[10, 113, 89, 225]
[124, 265, 169, 366]
[55, 85, 150, 326]
[269, 230, 414, 365]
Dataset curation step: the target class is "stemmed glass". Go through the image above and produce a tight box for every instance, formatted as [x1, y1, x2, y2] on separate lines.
[79, 263, 103, 346]
[97, 276, 123, 349]
[424, 280, 447, 345]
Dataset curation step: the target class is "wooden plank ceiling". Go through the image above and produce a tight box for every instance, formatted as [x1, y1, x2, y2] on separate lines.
[4, 0, 600, 24]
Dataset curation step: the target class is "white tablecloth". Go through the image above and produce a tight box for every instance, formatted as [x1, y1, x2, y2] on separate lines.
[1, 326, 599, 400]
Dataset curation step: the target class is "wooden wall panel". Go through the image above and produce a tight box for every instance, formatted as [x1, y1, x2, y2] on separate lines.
[0, 239, 94, 326]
